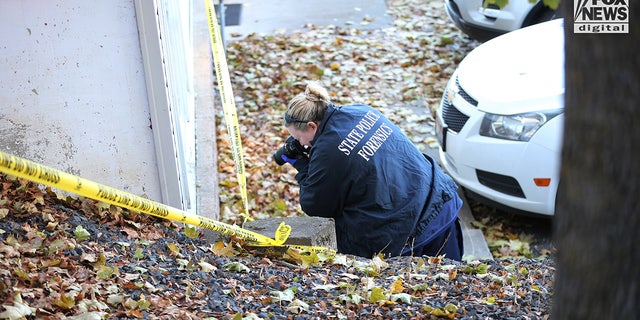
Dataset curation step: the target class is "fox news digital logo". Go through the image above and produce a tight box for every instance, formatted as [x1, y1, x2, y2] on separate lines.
[574, 0, 629, 33]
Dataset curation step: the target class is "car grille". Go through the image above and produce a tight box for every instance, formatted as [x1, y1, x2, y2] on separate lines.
[455, 76, 478, 106]
[442, 93, 468, 133]
[441, 76, 477, 133]
[476, 169, 526, 198]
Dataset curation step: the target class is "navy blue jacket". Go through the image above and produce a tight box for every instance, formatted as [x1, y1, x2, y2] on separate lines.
[292, 104, 459, 258]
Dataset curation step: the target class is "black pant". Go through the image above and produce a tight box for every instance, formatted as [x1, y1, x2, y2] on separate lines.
[407, 218, 464, 261]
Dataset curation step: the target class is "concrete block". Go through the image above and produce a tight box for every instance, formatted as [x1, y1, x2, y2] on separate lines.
[243, 216, 337, 251]
[462, 228, 493, 260]
[456, 188, 493, 260]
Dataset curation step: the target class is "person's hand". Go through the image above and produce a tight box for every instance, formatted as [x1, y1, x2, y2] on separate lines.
[283, 136, 307, 159]
[280, 154, 297, 165]
[273, 136, 308, 166]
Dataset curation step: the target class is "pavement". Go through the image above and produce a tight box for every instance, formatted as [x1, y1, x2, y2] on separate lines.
[217, 0, 393, 41]
[207, 0, 493, 260]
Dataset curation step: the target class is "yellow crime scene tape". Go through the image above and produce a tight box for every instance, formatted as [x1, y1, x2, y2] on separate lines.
[0, 151, 335, 255]
[203, 2, 336, 256]
[204, 0, 250, 221]
[0, 151, 289, 246]
[0, 2, 337, 256]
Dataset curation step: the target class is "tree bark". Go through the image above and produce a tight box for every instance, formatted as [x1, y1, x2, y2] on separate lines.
[553, 1, 639, 318]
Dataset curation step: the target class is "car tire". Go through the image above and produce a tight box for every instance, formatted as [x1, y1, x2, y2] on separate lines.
[522, 2, 558, 28]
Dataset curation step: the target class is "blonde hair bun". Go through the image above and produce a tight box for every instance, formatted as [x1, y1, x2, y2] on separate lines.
[305, 81, 330, 103]
[284, 81, 331, 128]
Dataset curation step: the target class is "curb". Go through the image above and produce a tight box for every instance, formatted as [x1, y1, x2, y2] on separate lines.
[456, 188, 494, 260]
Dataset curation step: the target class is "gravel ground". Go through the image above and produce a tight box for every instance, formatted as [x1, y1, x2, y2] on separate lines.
[0, 176, 554, 319]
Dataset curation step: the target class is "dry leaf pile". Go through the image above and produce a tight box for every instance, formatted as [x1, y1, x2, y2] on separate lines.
[1, 173, 553, 319]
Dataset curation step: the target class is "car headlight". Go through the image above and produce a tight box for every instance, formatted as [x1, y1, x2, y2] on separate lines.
[479, 110, 561, 142]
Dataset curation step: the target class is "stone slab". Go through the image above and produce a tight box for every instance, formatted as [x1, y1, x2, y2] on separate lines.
[243, 216, 337, 250]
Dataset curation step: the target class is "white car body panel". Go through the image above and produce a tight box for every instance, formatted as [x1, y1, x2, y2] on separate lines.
[458, 19, 565, 114]
[436, 19, 565, 216]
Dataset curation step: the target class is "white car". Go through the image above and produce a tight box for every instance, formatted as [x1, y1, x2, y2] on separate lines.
[445, 0, 558, 42]
[435, 19, 564, 216]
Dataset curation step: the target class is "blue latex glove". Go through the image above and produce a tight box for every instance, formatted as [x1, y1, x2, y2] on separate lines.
[281, 154, 297, 165]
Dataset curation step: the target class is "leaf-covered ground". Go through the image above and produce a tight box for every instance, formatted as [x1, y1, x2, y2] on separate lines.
[468, 199, 555, 260]
[216, 0, 480, 224]
[1, 0, 556, 318]
[1, 173, 554, 319]
[215, 0, 554, 260]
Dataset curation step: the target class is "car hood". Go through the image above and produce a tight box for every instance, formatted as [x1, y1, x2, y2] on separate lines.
[457, 19, 565, 114]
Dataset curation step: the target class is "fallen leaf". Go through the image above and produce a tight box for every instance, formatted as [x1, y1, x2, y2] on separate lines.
[73, 225, 91, 241]
[270, 288, 295, 303]
[390, 292, 413, 304]
[0, 292, 35, 320]
[222, 262, 250, 273]
[369, 287, 386, 303]
[390, 277, 404, 294]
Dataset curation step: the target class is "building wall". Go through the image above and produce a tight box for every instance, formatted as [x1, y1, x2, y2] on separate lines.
[0, 1, 162, 201]
[0, 0, 220, 218]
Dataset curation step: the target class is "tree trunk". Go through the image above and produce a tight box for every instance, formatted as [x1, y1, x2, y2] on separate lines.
[553, 1, 639, 318]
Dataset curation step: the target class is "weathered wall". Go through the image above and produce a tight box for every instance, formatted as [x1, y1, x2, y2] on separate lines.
[0, 1, 161, 199]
